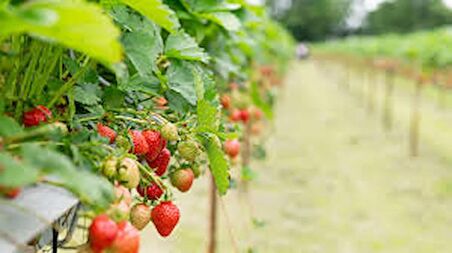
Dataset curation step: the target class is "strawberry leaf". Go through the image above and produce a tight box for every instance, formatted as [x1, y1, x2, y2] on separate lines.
[20, 144, 114, 209]
[0, 151, 39, 187]
[201, 134, 229, 195]
[166, 60, 198, 105]
[119, 0, 180, 33]
[0, 0, 122, 64]
[197, 99, 219, 133]
[165, 31, 210, 63]
[0, 115, 23, 137]
[201, 12, 241, 31]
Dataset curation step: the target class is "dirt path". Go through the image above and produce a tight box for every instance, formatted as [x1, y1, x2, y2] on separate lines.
[140, 61, 452, 253]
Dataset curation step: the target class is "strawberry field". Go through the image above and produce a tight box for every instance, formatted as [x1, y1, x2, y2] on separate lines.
[0, 0, 293, 252]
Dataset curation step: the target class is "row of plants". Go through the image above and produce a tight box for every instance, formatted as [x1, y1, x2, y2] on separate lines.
[0, 0, 294, 252]
[315, 27, 452, 83]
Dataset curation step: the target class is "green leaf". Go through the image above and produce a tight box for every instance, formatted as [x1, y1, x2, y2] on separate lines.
[0, 115, 23, 137]
[21, 144, 114, 209]
[74, 83, 102, 105]
[165, 31, 210, 63]
[122, 30, 163, 76]
[201, 134, 229, 195]
[166, 60, 198, 105]
[181, 0, 241, 13]
[197, 99, 219, 133]
[102, 87, 125, 109]
[0, 152, 39, 187]
[201, 12, 241, 31]
[165, 89, 192, 113]
[120, 0, 180, 33]
[119, 74, 160, 94]
[0, 0, 122, 64]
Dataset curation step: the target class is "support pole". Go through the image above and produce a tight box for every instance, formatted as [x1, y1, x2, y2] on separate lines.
[409, 80, 422, 157]
[382, 70, 394, 131]
[207, 174, 217, 253]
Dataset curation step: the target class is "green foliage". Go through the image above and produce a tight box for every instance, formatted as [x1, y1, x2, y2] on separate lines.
[268, 0, 352, 41]
[201, 134, 229, 195]
[364, 0, 452, 34]
[0, 0, 294, 209]
[120, 0, 180, 32]
[0, 0, 122, 64]
[316, 28, 452, 70]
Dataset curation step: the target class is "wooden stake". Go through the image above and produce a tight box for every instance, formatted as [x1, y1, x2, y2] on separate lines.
[382, 70, 394, 131]
[409, 80, 422, 157]
[207, 174, 217, 253]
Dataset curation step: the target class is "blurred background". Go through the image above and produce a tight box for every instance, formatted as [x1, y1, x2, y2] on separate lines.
[267, 0, 452, 41]
[142, 1, 452, 252]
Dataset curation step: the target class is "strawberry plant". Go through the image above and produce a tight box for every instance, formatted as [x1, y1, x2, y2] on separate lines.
[0, 0, 294, 251]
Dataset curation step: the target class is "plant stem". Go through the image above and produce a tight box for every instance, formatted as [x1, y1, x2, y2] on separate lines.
[47, 56, 90, 108]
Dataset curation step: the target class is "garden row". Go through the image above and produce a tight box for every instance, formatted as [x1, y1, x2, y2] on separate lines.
[314, 28, 452, 157]
[0, 0, 294, 252]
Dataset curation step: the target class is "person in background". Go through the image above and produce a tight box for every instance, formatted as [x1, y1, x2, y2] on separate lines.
[296, 43, 310, 59]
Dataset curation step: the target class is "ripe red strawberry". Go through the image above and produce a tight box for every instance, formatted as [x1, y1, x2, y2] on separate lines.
[170, 169, 194, 193]
[136, 183, 163, 200]
[108, 221, 140, 253]
[129, 130, 149, 155]
[220, 94, 231, 109]
[156, 97, 168, 107]
[130, 204, 151, 230]
[97, 123, 116, 143]
[23, 105, 52, 127]
[239, 109, 250, 123]
[142, 130, 165, 162]
[147, 148, 170, 176]
[229, 109, 241, 122]
[0, 187, 21, 199]
[89, 214, 118, 252]
[151, 201, 180, 237]
[224, 139, 240, 158]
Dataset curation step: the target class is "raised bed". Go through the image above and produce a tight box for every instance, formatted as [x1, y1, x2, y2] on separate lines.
[0, 184, 79, 253]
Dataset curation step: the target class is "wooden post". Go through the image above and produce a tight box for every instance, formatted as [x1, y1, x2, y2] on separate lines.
[382, 70, 394, 131]
[207, 174, 217, 253]
[409, 80, 422, 157]
[367, 70, 376, 113]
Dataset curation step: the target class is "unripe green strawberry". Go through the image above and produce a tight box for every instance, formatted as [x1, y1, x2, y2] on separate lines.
[170, 169, 194, 193]
[177, 140, 199, 162]
[102, 156, 118, 178]
[161, 123, 179, 141]
[190, 165, 201, 178]
[118, 158, 140, 189]
[115, 135, 132, 151]
[130, 203, 151, 230]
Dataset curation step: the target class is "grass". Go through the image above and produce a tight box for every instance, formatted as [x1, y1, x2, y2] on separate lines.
[138, 60, 452, 253]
